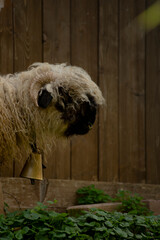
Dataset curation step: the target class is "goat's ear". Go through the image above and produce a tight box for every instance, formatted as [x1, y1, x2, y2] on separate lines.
[38, 89, 53, 108]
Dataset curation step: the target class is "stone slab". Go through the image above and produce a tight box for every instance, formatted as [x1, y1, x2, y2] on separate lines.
[67, 202, 121, 216]
[67, 200, 160, 216]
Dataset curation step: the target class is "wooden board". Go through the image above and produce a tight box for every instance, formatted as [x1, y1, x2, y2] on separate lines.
[13, 0, 42, 71]
[43, 0, 71, 179]
[1, 178, 160, 213]
[0, 0, 13, 74]
[1, 178, 40, 212]
[119, 0, 146, 183]
[99, 0, 119, 182]
[0, 0, 13, 177]
[146, 0, 160, 184]
[43, 0, 70, 63]
[0, 182, 4, 214]
[43, 179, 160, 210]
[71, 0, 98, 180]
[13, 0, 42, 176]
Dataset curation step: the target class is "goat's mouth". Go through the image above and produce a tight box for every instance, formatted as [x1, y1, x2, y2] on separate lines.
[64, 121, 94, 137]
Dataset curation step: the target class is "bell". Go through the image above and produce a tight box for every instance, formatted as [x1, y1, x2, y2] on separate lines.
[20, 152, 43, 180]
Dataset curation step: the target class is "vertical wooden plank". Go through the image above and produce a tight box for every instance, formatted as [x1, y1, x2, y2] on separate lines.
[14, 0, 42, 72]
[71, 0, 98, 181]
[0, 0, 13, 74]
[43, 0, 70, 63]
[0, 182, 4, 214]
[43, 0, 71, 179]
[99, 0, 119, 181]
[13, 0, 42, 176]
[0, 0, 13, 176]
[146, 0, 160, 184]
[119, 0, 146, 183]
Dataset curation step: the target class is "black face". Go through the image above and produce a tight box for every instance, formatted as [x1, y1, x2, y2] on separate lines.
[56, 87, 97, 137]
[38, 87, 97, 137]
[64, 96, 97, 137]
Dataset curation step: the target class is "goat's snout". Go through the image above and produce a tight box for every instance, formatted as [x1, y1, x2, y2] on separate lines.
[64, 94, 97, 137]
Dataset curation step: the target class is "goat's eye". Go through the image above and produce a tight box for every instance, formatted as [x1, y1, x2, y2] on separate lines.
[38, 89, 53, 108]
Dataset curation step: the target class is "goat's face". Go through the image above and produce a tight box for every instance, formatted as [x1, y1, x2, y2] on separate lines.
[30, 63, 104, 138]
[38, 86, 97, 137]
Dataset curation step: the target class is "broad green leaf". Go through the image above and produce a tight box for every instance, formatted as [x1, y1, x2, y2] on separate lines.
[135, 234, 143, 239]
[23, 212, 41, 220]
[105, 221, 113, 228]
[114, 227, 128, 238]
[15, 230, 23, 240]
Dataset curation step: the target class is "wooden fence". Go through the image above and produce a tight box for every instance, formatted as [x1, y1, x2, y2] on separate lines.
[0, 0, 159, 184]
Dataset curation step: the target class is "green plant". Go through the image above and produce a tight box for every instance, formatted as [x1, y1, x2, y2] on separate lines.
[76, 209, 160, 239]
[0, 202, 160, 239]
[76, 185, 113, 205]
[76, 186, 152, 216]
[113, 190, 153, 216]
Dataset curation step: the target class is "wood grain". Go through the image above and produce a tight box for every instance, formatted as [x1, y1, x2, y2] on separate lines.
[0, 0, 13, 176]
[0, 0, 13, 74]
[146, 0, 160, 184]
[71, 0, 98, 181]
[119, 0, 146, 183]
[1, 178, 40, 211]
[13, 0, 42, 176]
[13, 0, 42, 71]
[99, 0, 119, 182]
[43, 0, 71, 179]
[43, 0, 70, 63]
[1, 178, 160, 213]
[0, 182, 4, 214]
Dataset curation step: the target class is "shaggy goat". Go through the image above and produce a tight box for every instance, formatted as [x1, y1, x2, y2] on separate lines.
[0, 63, 104, 164]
